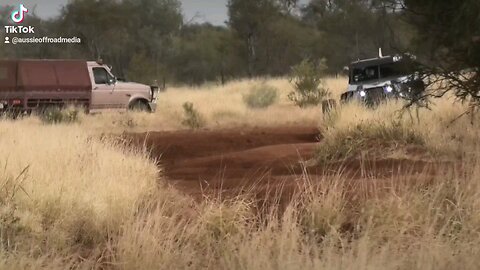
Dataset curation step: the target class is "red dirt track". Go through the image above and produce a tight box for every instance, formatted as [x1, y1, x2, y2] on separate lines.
[126, 126, 446, 201]
[128, 126, 320, 196]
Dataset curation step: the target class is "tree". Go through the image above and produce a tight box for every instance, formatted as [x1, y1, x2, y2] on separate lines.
[227, 0, 279, 76]
[59, 0, 182, 79]
[171, 24, 244, 85]
[60, 0, 124, 59]
[123, 0, 183, 79]
[301, 0, 411, 74]
[256, 15, 320, 76]
[228, 0, 320, 77]
[399, 0, 480, 105]
[288, 59, 330, 107]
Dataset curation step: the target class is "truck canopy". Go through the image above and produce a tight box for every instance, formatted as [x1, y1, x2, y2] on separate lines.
[0, 60, 92, 92]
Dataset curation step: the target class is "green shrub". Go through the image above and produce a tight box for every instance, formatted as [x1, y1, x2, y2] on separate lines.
[181, 102, 205, 129]
[243, 84, 278, 109]
[288, 59, 330, 108]
[39, 107, 80, 125]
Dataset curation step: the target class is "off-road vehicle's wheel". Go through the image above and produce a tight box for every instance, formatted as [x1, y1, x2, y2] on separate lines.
[129, 100, 150, 112]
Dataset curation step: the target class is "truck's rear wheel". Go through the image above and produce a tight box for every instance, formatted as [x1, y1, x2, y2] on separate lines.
[129, 100, 150, 112]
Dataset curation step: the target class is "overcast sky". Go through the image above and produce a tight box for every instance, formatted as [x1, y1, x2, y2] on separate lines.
[5, 0, 229, 25]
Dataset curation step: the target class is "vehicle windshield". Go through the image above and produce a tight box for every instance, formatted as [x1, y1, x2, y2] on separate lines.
[351, 65, 379, 83]
[350, 60, 415, 83]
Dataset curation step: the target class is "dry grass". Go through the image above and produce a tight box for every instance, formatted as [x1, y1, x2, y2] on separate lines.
[0, 118, 158, 267]
[316, 96, 480, 163]
[2, 77, 480, 269]
[76, 77, 347, 133]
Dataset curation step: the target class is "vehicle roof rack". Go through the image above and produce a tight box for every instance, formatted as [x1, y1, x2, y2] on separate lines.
[350, 54, 415, 69]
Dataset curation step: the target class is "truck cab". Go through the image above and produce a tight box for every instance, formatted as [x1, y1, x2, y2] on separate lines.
[87, 61, 158, 113]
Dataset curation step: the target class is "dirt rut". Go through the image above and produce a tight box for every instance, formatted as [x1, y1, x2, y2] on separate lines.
[127, 126, 320, 196]
[126, 126, 448, 200]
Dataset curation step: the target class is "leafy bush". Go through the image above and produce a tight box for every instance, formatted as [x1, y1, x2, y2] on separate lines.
[288, 59, 330, 108]
[39, 107, 80, 124]
[181, 102, 205, 129]
[243, 83, 278, 109]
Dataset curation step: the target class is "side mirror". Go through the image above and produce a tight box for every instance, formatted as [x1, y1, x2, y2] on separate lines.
[107, 77, 116, 85]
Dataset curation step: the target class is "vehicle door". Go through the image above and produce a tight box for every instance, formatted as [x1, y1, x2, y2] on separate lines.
[90, 67, 116, 110]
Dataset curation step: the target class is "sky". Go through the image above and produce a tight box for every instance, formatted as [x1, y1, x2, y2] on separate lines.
[5, 0, 230, 25]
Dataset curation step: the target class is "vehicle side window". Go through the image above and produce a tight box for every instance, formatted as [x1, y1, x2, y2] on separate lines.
[380, 64, 395, 78]
[352, 66, 379, 83]
[93, 68, 110, 85]
[380, 62, 412, 78]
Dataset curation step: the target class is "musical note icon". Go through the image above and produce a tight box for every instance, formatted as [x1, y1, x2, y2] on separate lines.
[11, 4, 28, 24]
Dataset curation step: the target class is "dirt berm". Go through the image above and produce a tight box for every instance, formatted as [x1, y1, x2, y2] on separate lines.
[127, 126, 318, 196]
[126, 126, 444, 200]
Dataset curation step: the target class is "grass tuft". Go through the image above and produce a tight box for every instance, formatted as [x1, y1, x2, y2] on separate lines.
[317, 117, 425, 163]
[182, 102, 205, 129]
[243, 83, 279, 109]
[38, 107, 80, 125]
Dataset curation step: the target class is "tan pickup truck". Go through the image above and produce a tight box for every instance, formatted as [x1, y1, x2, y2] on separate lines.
[0, 59, 159, 113]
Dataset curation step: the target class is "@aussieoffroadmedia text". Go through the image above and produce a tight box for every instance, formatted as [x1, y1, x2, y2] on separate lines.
[5, 36, 82, 44]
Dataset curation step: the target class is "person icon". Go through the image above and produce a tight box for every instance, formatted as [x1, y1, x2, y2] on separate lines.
[4, 37, 10, 44]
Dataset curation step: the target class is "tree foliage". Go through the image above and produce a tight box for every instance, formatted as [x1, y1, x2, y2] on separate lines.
[301, 0, 411, 73]
[58, 0, 182, 81]
[288, 59, 330, 108]
[171, 24, 244, 85]
[399, 0, 480, 104]
[228, 0, 320, 77]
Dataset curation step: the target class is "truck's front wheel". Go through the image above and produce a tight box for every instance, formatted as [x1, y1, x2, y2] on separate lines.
[129, 100, 150, 112]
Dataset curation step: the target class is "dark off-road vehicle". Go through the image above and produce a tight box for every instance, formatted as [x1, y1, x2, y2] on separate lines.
[340, 54, 425, 106]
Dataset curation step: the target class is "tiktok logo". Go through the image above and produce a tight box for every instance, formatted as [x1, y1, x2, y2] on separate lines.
[11, 4, 28, 23]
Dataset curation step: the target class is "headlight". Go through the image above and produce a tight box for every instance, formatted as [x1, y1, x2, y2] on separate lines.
[359, 90, 366, 97]
[385, 85, 393, 93]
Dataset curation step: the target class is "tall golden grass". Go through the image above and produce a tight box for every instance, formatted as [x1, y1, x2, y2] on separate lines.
[1, 77, 480, 269]
[79, 77, 347, 132]
[0, 118, 158, 267]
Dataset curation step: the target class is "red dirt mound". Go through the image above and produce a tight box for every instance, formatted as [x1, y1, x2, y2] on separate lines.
[126, 126, 447, 200]
[127, 126, 319, 194]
